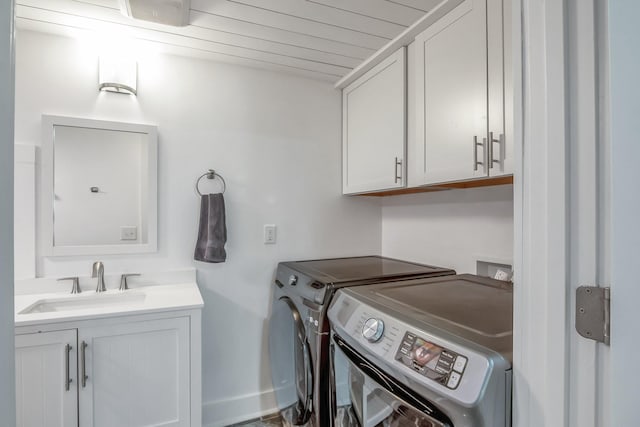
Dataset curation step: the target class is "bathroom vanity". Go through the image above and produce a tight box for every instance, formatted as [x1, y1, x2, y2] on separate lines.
[14, 270, 203, 427]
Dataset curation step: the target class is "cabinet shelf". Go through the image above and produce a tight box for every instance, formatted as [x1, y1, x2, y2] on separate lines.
[357, 175, 513, 197]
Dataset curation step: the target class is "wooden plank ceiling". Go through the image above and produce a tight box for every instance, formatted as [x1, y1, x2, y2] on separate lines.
[15, 0, 441, 81]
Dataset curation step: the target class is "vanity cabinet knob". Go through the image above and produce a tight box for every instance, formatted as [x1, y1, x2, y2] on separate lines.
[119, 273, 141, 291]
[58, 277, 81, 294]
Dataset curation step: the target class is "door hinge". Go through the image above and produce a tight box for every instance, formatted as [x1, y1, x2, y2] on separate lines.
[575, 286, 610, 345]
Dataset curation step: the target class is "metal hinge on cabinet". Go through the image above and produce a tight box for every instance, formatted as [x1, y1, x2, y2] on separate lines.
[575, 286, 610, 345]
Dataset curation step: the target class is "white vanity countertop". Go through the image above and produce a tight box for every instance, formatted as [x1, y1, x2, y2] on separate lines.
[15, 269, 204, 327]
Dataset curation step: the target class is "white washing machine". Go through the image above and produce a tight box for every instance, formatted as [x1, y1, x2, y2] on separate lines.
[328, 274, 513, 427]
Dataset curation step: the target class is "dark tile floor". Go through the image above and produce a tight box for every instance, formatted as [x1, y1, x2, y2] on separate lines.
[227, 413, 286, 427]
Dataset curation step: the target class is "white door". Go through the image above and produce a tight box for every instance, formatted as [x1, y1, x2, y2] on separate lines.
[342, 48, 406, 194]
[514, 0, 638, 426]
[608, 1, 639, 425]
[78, 317, 190, 427]
[15, 330, 78, 427]
[412, 0, 488, 185]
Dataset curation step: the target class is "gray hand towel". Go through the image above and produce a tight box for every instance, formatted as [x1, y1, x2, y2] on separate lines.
[194, 193, 227, 263]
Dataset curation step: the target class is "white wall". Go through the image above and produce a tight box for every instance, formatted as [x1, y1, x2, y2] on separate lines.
[15, 145, 36, 279]
[0, 1, 15, 426]
[381, 185, 513, 274]
[14, 29, 382, 426]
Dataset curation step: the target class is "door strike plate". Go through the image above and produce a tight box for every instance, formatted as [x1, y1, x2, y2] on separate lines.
[575, 286, 610, 345]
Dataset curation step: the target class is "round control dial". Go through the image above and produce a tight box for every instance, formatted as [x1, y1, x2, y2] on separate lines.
[362, 318, 385, 343]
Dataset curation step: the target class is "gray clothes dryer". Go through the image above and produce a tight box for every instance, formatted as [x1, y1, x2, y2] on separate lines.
[328, 274, 513, 427]
[268, 256, 455, 427]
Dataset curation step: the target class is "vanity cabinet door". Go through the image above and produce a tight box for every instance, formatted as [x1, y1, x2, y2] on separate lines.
[15, 330, 78, 427]
[78, 317, 190, 427]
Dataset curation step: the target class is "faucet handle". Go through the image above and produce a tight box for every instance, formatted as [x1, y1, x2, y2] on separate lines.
[119, 273, 140, 291]
[58, 277, 81, 294]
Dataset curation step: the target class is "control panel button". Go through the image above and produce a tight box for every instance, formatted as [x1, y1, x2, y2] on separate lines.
[362, 318, 385, 343]
[453, 356, 468, 373]
[288, 275, 298, 286]
[447, 371, 461, 389]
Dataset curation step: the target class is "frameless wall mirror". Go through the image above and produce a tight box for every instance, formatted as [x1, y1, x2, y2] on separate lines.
[40, 115, 158, 256]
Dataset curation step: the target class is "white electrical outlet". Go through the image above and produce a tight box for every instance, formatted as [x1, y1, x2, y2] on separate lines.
[120, 226, 138, 241]
[264, 224, 277, 244]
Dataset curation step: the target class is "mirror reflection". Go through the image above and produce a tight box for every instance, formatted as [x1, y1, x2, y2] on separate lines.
[41, 116, 158, 256]
[53, 125, 150, 246]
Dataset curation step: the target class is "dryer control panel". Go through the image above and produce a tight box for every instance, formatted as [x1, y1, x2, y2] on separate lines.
[395, 332, 467, 390]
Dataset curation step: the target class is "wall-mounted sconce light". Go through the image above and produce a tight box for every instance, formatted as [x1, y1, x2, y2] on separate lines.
[99, 55, 137, 95]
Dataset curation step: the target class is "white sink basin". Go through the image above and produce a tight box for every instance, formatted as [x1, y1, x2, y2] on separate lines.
[15, 271, 204, 327]
[19, 292, 147, 314]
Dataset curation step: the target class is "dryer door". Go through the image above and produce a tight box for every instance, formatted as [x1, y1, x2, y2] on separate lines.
[332, 335, 453, 427]
[269, 296, 313, 425]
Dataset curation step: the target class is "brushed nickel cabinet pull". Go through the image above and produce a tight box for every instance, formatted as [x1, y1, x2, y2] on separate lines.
[473, 136, 478, 170]
[81, 341, 88, 388]
[489, 132, 494, 169]
[483, 137, 488, 171]
[64, 344, 72, 391]
[394, 157, 402, 183]
[489, 131, 505, 169]
[473, 136, 485, 171]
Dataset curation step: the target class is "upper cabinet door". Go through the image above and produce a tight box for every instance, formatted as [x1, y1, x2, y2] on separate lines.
[488, 0, 513, 177]
[410, 0, 488, 186]
[15, 330, 79, 427]
[343, 48, 406, 195]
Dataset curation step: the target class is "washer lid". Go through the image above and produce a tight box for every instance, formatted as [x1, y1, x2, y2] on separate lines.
[279, 256, 454, 285]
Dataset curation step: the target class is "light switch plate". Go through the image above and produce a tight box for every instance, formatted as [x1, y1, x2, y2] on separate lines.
[264, 224, 277, 244]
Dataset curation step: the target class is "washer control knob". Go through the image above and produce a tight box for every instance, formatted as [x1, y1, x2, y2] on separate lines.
[362, 318, 385, 343]
[288, 275, 298, 286]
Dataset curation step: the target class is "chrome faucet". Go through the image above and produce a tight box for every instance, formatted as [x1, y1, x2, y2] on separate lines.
[91, 261, 106, 292]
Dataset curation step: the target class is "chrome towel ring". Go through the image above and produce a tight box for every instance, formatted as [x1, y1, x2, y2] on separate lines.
[195, 169, 226, 196]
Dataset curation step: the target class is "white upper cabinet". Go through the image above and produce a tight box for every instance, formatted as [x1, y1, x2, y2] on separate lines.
[408, 0, 512, 186]
[342, 48, 406, 194]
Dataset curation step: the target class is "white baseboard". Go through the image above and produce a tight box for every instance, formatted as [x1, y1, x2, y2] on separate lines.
[202, 389, 278, 427]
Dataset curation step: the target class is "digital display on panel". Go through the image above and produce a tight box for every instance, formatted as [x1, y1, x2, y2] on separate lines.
[395, 332, 466, 389]
[411, 337, 444, 368]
